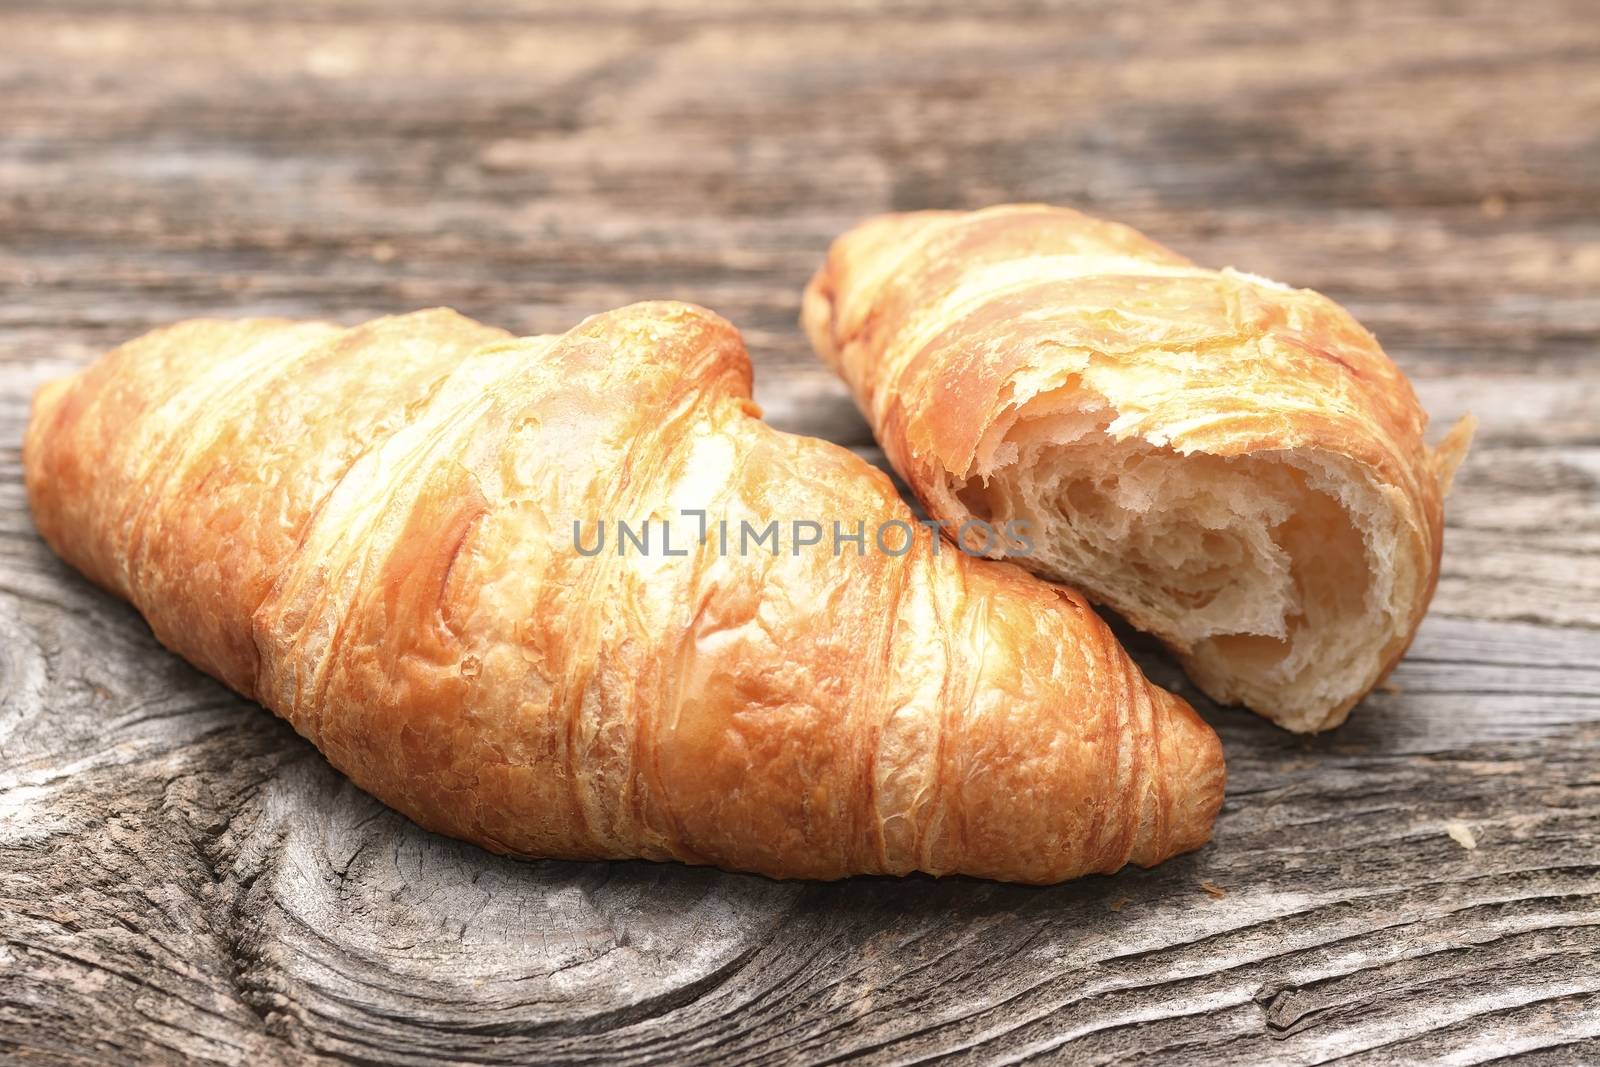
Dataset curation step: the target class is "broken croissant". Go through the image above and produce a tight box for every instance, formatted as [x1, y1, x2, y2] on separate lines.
[24, 301, 1223, 883]
[804, 204, 1473, 732]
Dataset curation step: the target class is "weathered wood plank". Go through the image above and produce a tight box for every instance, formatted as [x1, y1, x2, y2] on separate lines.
[2, 0, 1597, 1063]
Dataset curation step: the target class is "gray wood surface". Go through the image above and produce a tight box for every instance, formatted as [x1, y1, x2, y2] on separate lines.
[3, 1, 1598, 1063]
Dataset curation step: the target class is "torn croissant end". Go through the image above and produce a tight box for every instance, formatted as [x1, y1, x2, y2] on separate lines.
[804, 204, 1473, 733]
[23, 300, 1223, 883]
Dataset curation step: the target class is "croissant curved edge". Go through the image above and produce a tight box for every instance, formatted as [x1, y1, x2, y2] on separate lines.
[803, 204, 1473, 733]
[24, 300, 1224, 883]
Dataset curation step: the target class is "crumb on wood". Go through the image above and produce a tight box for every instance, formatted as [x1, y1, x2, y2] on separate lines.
[1480, 194, 1508, 218]
[1379, 679, 1403, 695]
[1445, 821, 1479, 850]
[1200, 880, 1227, 899]
[1109, 897, 1131, 913]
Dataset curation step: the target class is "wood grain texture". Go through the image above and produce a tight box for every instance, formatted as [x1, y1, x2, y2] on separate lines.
[2, 0, 1597, 1063]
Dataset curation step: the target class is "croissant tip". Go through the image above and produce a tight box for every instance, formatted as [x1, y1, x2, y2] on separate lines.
[1151, 688, 1228, 863]
[1432, 412, 1477, 496]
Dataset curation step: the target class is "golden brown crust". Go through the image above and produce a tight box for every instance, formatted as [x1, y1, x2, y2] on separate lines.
[24, 300, 1223, 883]
[804, 204, 1470, 732]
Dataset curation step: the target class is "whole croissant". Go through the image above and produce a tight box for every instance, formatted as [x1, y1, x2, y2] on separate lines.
[804, 204, 1473, 733]
[24, 301, 1222, 883]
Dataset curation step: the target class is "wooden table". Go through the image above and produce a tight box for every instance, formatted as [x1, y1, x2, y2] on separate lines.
[3, 2, 1597, 1063]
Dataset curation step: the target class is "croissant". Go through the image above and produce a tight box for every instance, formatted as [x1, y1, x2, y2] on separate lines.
[803, 204, 1473, 733]
[24, 300, 1223, 883]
